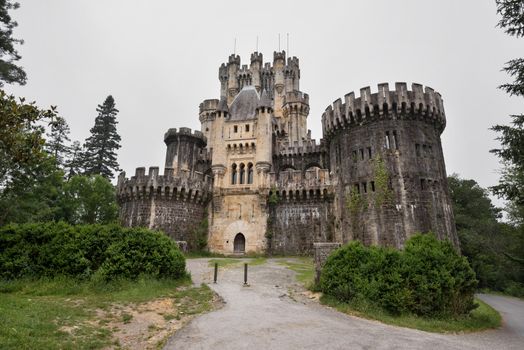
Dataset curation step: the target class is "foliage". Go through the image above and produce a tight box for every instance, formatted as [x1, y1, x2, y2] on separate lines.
[346, 186, 365, 216]
[64, 140, 84, 179]
[492, 0, 524, 222]
[45, 115, 71, 169]
[268, 187, 279, 206]
[192, 210, 209, 251]
[449, 174, 524, 296]
[0, 1, 26, 86]
[82, 95, 121, 179]
[320, 234, 477, 317]
[57, 174, 118, 225]
[372, 155, 392, 206]
[0, 222, 186, 281]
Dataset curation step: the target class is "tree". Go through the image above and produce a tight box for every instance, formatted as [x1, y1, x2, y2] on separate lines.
[0, 1, 26, 86]
[449, 174, 523, 295]
[491, 0, 524, 211]
[57, 174, 118, 224]
[82, 95, 121, 179]
[64, 140, 83, 179]
[45, 115, 71, 169]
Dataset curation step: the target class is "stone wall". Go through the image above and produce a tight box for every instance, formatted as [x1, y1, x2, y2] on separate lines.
[313, 242, 341, 284]
[119, 197, 207, 249]
[268, 199, 334, 255]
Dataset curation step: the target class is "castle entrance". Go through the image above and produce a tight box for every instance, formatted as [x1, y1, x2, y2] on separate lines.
[234, 233, 245, 253]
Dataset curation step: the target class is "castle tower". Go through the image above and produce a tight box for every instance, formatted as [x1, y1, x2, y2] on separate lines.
[250, 52, 263, 92]
[227, 54, 240, 105]
[322, 82, 457, 248]
[164, 127, 207, 175]
[282, 91, 310, 146]
[272, 51, 286, 118]
[199, 99, 218, 144]
[255, 90, 273, 186]
[210, 98, 228, 187]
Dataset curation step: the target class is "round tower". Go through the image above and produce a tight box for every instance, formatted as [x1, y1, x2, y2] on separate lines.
[199, 99, 218, 143]
[250, 52, 263, 92]
[164, 127, 207, 175]
[322, 82, 457, 249]
[227, 54, 240, 105]
[272, 51, 286, 118]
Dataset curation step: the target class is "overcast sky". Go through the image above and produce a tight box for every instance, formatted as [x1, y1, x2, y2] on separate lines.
[5, 1, 522, 208]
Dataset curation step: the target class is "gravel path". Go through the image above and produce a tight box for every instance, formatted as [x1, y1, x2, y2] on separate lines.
[164, 258, 524, 350]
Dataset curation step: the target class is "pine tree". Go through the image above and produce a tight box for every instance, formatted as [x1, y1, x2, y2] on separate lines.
[45, 115, 71, 169]
[0, 1, 26, 86]
[82, 95, 121, 179]
[65, 140, 83, 179]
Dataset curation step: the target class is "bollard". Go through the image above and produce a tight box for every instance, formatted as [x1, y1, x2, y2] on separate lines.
[214, 262, 218, 283]
[244, 263, 248, 285]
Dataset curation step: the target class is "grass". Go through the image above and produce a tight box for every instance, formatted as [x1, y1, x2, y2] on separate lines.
[277, 257, 315, 288]
[320, 295, 501, 333]
[0, 276, 214, 350]
[208, 257, 267, 268]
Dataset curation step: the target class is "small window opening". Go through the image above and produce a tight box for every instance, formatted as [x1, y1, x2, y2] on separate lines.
[362, 182, 367, 193]
[234, 125, 238, 133]
[393, 131, 399, 150]
[354, 184, 360, 193]
[415, 144, 421, 157]
[420, 178, 426, 190]
[370, 181, 376, 192]
[359, 149, 364, 160]
[385, 131, 391, 149]
[352, 150, 357, 162]
[245, 124, 250, 132]
[367, 147, 372, 159]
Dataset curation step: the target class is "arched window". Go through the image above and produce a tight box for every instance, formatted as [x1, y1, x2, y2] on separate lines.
[239, 163, 245, 184]
[247, 163, 253, 184]
[231, 163, 237, 184]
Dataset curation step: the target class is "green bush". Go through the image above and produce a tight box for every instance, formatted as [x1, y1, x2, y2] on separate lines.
[0, 222, 186, 281]
[320, 233, 478, 317]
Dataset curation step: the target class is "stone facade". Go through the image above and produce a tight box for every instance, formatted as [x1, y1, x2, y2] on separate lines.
[117, 51, 458, 255]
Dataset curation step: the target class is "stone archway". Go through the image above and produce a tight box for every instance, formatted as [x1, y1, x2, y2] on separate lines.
[234, 233, 246, 253]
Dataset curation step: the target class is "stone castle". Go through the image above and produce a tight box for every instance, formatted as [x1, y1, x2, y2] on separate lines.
[117, 51, 458, 255]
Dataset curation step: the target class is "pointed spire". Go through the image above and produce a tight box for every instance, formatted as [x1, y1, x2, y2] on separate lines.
[217, 97, 229, 116]
[257, 89, 272, 111]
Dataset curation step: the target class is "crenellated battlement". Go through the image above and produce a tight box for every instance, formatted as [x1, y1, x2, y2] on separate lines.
[117, 167, 212, 203]
[275, 138, 326, 156]
[251, 52, 263, 63]
[164, 127, 207, 145]
[269, 168, 333, 201]
[321, 82, 446, 139]
[273, 51, 286, 62]
[199, 99, 219, 113]
[228, 54, 240, 65]
[283, 91, 309, 105]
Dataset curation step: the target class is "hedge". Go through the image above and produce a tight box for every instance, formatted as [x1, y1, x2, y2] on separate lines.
[0, 222, 186, 281]
[320, 233, 478, 317]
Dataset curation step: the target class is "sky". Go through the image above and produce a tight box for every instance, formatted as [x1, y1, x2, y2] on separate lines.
[5, 0, 522, 208]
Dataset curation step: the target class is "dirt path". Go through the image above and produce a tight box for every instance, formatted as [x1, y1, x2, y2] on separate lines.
[164, 259, 523, 350]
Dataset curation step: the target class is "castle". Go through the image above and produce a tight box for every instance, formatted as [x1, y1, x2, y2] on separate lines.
[117, 51, 458, 255]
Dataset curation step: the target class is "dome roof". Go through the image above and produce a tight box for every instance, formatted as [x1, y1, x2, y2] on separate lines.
[228, 86, 260, 121]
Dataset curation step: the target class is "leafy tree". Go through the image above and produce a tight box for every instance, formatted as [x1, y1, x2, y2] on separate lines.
[0, 1, 26, 86]
[448, 174, 523, 295]
[45, 115, 71, 169]
[57, 174, 118, 225]
[82, 95, 121, 179]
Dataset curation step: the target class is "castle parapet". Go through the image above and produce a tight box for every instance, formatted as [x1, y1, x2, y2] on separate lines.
[275, 138, 326, 156]
[164, 127, 206, 145]
[269, 168, 333, 201]
[117, 166, 212, 203]
[321, 82, 446, 139]
[283, 91, 309, 105]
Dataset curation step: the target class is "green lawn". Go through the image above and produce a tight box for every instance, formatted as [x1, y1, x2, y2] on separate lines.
[208, 257, 267, 268]
[0, 276, 214, 349]
[277, 257, 315, 288]
[320, 295, 501, 333]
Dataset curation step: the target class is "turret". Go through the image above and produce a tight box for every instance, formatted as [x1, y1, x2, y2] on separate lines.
[283, 91, 310, 146]
[250, 52, 263, 92]
[210, 98, 229, 187]
[227, 54, 240, 105]
[199, 99, 218, 143]
[273, 51, 286, 118]
[164, 127, 206, 175]
[255, 90, 273, 184]
[285, 56, 300, 91]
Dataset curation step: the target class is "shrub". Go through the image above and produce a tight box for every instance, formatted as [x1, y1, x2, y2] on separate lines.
[0, 222, 186, 281]
[320, 233, 478, 317]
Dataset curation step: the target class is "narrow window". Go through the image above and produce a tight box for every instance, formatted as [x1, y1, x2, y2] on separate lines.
[367, 147, 372, 159]
[362, 182, 367, 193]
[239, 163, 245, 184]
[415, 143, 421, 157]
[422, 144, 427, 156]
[393, 131, 399, 150]
[352, 150, 357, 162]
[420, 178, 426, 190]
[370, 181, 376, 192]
[234, 125, 238, 133]
[354, 184, 360, 193]
[428, 145, 433, 156]
[231, 163, 237, 184]
[245, 124, 250, 132]
[359, 149, 364, 160]
[247, 163, 253, 184]
[385, 131, 391, 149]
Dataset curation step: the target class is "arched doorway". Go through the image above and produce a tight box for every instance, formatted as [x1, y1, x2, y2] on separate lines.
[234, 233, 245, 253]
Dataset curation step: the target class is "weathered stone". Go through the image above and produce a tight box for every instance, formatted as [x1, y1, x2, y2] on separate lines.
[313, 242, 342, 284]
[117, 52, 458, 255]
